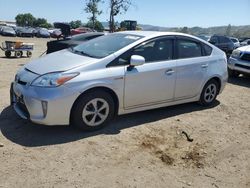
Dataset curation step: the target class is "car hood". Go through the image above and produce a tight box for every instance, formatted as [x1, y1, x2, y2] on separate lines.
[24, 49, 98, 75]
[238, 45, 250, 52]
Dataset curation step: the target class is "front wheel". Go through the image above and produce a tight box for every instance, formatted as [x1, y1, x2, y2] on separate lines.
[5, 51, 11, 58]
[71, 90, 115, 131]
[199, 80, 219, 106]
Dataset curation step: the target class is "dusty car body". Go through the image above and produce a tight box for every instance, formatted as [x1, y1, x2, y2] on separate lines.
[11, 31, 227, 130]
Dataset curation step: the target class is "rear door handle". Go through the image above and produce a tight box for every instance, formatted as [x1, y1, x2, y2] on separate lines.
[201, 64, 208, 68]
[165, 69, 175, 75]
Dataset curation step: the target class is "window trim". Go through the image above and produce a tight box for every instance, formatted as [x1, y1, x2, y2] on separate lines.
[175, 36, 206, 59]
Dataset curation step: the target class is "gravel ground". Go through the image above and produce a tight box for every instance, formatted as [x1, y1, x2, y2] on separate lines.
[0, 36, 249, 188]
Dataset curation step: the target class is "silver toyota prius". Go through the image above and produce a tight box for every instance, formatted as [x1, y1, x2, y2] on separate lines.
[11, 31, 228, 131]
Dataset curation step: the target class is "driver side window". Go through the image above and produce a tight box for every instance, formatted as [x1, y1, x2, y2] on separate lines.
[107, 38, 173, 67]
[132, 39, 173, 63]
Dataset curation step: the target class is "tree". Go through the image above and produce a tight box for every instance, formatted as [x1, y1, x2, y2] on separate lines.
[15, 13, 36, 27]
[180, 26, 189, 34]
[108, 0, 132, 32]
[84, 0, 102, 30]
[226, 24, 232, 36]
[34, 18, 52, 28]
[70, 20, 83, 29]
[85, 21, 104, 31]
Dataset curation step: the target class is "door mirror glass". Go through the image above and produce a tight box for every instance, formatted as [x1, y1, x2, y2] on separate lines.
[130, 55, 145, 66]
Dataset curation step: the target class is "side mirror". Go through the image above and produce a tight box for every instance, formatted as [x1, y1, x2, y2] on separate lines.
[130, 55, 145, 66]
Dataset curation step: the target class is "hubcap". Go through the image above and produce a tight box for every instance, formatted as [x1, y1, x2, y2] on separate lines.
[82, 98, 109, 127]
[204, 83, 217, 103]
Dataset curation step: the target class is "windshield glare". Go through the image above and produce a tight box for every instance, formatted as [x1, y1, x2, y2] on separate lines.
[72, 33, 143, 58]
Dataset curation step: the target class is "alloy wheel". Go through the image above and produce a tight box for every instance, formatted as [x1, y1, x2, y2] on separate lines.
[204, 83, 217, 103]
[82, 98, 109, 127]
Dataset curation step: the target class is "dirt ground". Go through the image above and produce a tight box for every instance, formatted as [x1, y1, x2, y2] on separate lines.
[0, 36, 249, 188]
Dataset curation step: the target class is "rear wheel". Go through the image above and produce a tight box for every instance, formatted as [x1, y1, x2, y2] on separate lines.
[199, 80, 219, 106]
[71, 90, 115, 131]
[5, 51, 11, 58]
[27, 51, 32, 57]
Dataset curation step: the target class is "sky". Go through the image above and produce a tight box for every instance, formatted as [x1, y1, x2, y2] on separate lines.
[0, 0, 249, 28]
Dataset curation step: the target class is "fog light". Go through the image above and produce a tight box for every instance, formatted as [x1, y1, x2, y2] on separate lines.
[41, 101, 48, 118]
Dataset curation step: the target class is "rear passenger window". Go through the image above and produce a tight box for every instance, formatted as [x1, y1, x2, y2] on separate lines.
[132, 39, 173, 63]
[177, 39, 202, 59]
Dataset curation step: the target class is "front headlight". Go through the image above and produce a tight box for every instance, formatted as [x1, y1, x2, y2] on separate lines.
[31, 72, 79, 87]
[231, 50, 241, 59]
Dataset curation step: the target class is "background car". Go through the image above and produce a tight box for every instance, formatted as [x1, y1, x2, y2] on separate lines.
[49, 29, 62, 38]
[16, 27, 34, 37]
[197, 35, 210, 41]
[36, 28, 50, 38]
[240, 39, 250, 46]
[46, 32, 105, 54]
[0, 26, 16, 36]
[11, 31, 227, 131]
[228, 45, 250, 77]
[208, 35, 234, 56]
[71, 27, 93, 35]
[239, 37, 250, 43]
[230, 37, 240, 48]
[54, 22, 71, 39]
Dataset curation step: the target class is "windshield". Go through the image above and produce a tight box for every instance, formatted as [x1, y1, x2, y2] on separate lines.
[40, 29, 49, 34]
[3, 26, 13, 32]
[230, 38, 237, 43]
[72, 33, 143, 58]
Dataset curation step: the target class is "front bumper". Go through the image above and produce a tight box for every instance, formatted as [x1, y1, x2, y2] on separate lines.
[10, 82, 80, 125]
[228, 57, 250, 74]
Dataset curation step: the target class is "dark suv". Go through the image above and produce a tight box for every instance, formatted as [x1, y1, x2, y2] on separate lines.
[208, 35, 234, 56]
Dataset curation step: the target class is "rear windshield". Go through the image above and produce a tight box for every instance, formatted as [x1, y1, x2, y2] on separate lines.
[72, 33, 143, 58]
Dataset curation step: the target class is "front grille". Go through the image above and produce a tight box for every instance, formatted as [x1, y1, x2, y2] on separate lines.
[15, 95, 30, 118]
[241, 53, 250, 61]
[235, 64, 250, 70]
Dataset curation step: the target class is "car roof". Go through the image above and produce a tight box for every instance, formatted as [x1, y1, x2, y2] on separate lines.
[117, 31, 204, 41]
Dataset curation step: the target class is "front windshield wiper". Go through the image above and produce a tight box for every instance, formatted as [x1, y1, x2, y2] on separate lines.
[80, 51, 98, 58]
[70, 47, 100, 58]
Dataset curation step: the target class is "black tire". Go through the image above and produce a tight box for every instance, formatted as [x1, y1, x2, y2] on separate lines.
[15, 51, 22, 58]
[228, 68, 239, 78]
[5, 51, 11, 58]
[199, 79, 219, 106]
[27, 51, 32, 57]
[71, 90, 115, 131]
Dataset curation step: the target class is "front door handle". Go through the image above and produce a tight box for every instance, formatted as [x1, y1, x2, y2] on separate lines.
[201, 64, 208, 68]
[165, 69, 175, 75]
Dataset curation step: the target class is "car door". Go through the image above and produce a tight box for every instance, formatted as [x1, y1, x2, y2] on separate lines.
[174, 37, 208, 99]
[124, 37, 176, 109]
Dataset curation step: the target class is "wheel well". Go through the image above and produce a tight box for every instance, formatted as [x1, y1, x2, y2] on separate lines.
[70, 87, 119, 122]
[209, 77, 221, 94]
